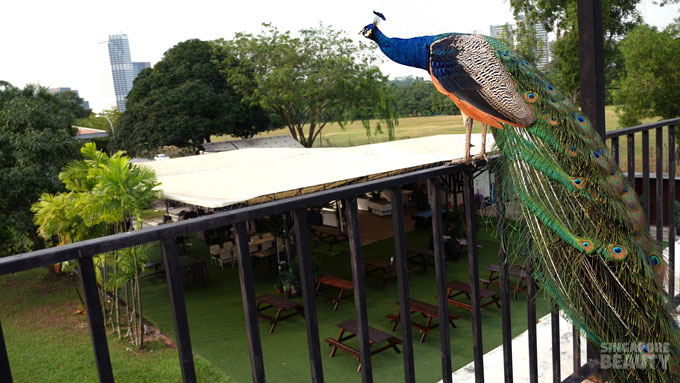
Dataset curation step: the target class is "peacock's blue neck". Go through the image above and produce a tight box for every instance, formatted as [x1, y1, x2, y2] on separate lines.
[372, 29, 440, 72]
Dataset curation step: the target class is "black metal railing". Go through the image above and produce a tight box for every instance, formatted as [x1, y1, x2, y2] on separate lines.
[0, 118, 678, 383]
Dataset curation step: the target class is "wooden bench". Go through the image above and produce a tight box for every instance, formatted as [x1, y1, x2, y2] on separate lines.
[483, 264, 528, 299]
[387, 299, 459, 343]
[256, 293, 304, 334]
[326, 319, 401, 372]
[406, 248, 435, 275]
[309, 225, 348, 250]
[446, 280, 501, 312]
[316, 275, 353, 311]
[363, 258, 396, 291]
[140, 260, 164, 279]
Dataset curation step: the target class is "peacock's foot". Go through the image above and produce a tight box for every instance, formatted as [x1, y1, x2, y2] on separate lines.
[446, 154, 473, 166]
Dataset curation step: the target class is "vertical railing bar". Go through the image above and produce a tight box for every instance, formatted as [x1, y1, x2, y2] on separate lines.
[0, 312, 11, 383]
[160, 238, 198, 383]
[656, 127, 664, 243]
[668, 125, 676, 298]
[428, 178, 453, 383]
[572, 326, 581, 377]
[627, 133, 636, 189]
[462, 170, 484, 383]
[77, 252, 114, 383]
[611, 136, 620, 166]
[345, 197, 373, 382]
[496, 176, 513, 383]
[292, 209, 324, 383]
[551, 301, 561, 383]
[643, 130, 651, 229]
[526, 245, 538, 383]
[233, 223, 265, 383]
[390, 187, 416, 383]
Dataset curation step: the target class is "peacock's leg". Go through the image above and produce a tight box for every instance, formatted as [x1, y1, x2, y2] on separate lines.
[448, 115, 474, 165]
[472, 123, 488, 162]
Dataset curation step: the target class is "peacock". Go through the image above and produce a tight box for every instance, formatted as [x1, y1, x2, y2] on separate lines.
[361, 12, 680, 382]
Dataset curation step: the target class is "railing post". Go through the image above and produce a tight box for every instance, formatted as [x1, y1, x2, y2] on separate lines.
[344, 197, 373, 382]
[462, 169, 484, 383]
[572, 326, 581, 377]
[668, 125, 676, 299]
[428, 178, 453, 383]
[78, 252, 114, 383]
[643, 130, 651, 228]
[0, 313, 12, 383]
[526, 247, 538, 383]
[627, 134, 636, 188]
[234, 222, 266, 383]
[551, 302, 560, 383]
[390, 187, 416, 383]
[656, 128, 664, 243]
[496, 174, 513, 383]
[292, 209, 324, 383]
[160, 238, 197, 383]
[611, 136, 620, 166]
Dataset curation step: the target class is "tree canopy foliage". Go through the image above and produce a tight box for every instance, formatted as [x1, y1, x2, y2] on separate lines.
[509, 0, 642, 101]
[0, 82, 81, 256]
[111, 39, 277, 156]
[219, 24, 397, 148]
[614, 19, 680, 126]
[388, 77, 460, 117]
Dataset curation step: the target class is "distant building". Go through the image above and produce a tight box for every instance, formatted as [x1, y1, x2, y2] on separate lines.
[132, 62, 151, 79]
[490, 16, 550, 69]
[98, 34, 149, 112]
[47, 87, 90, 110]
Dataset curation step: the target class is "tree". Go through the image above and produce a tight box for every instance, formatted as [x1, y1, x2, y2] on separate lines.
[32, 142, 159, 347]
[508, 0, 641, 101]
[219, 23, 397, 148]
[0, 82, 81, 256]
[56, 90, 91, 119]
[613, 20, 680, 126]
[110, 39, 276, 156]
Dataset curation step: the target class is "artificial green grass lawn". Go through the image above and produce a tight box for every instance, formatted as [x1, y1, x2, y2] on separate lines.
[0, 268, 230, 383]
[141, 221, 551, 383]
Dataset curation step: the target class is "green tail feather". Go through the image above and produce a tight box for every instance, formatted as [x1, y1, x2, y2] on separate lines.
[485, 36, 680, 382]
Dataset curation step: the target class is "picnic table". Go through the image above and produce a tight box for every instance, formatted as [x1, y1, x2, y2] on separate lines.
[446, 280, 501, 312]
[309, 225, 348, 250]
[324, 319, 402, 372]
[386, 299, 459, 343]
[316, 274, 353, 311]
[481, 264, 529, 299]
[256, 293, 304, 334]
[406, 248, 435, 275]
[363, 258, 396, 290]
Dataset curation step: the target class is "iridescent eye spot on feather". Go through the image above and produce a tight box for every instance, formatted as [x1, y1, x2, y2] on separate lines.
[591, 191, 605, 203]
[573, 113, 590, 131]
[547, 115, 559, 126]
[546, 84, 557, 95]
[593, 151, 600, 158]
[651, 255, 661, 267]
[548, 98, 561, 108]
[577, 239, 596, 254]
[566, 145, 578, 156]
[640, 344, 652, 356]
[607, 245, 627, 260]
[600, 148, 606, 156]
[571, 177, 585, 189]
[524, 91, 538, 103]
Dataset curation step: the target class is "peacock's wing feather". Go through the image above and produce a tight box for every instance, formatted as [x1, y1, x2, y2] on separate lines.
[479, 36, 680, 382]
[428, 34, 535, 128]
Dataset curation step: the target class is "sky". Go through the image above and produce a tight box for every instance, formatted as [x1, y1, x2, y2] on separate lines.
[1, 0, 678, 112]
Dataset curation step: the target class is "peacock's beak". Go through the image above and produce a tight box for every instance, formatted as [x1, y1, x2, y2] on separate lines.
[360, 27, 373, 38]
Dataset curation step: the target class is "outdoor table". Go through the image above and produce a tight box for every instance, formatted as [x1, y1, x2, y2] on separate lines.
[316, 274, 353, 311]
[256, 293, 304, 334]
[482, 264, 528, 299]
[386, 299, 459, 343]
[406, 247, 435, 275]
[309, 225, 348, 250]
[363, 258, 396, 290]
[324, 319, 402, 372]
[446, 280, 501, 312]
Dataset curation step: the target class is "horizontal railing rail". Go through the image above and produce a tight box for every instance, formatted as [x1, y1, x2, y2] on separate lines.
[0, 118, 677, 383]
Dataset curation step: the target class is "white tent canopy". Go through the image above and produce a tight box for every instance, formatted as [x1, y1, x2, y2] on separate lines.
[143, 134, 494, 208]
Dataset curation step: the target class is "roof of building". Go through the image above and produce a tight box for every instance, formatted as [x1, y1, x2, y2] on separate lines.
[142, 134, 494, 208]
[201, 135, 304, 152]
[75, 127, 109, 140]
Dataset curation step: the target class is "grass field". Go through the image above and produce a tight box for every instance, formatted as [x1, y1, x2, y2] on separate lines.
[0, 269, 231, 383]
[214, 106, 675, 173]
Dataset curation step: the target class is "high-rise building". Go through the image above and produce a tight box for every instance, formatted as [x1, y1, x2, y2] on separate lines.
[48, 87, 90, 111]
[98, 34, 149, 112]
[490, 16, 550, 69]
[490, 23, 513, 41]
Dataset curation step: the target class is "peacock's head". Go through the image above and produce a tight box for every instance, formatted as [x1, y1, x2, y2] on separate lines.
[360, 11, 385, 41]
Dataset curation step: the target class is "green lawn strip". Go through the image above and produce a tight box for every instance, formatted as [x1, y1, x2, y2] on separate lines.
[141, 222, 551, 382]
[0, 268, 230, 383]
